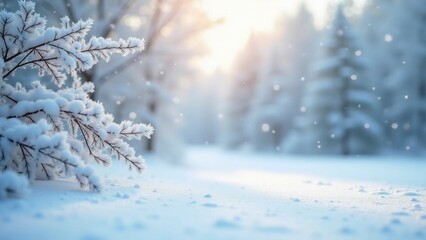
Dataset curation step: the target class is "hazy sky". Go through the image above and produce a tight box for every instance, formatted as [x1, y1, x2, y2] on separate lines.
[198, 0, 367, 72]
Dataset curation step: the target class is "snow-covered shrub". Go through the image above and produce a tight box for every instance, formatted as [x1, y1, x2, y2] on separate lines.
[0, 1, 153, 191]
[0, 170, 29, 199]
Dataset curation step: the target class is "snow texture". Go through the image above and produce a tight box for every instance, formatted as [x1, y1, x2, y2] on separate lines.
[0, 147, 425, 240]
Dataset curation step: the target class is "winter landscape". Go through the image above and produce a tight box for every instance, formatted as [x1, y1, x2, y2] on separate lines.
[0, 0, 426, 240]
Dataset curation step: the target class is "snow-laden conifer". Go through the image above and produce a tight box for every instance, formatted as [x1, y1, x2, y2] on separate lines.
[283, 6, 382, 155]
[247, 6, 317, 152]
[382, 0, 426, 152]
[0, 170, 29, 199]
[0, 0, 153, 191]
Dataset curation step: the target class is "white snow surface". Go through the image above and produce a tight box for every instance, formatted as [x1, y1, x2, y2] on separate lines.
[0, 147, 425, 240]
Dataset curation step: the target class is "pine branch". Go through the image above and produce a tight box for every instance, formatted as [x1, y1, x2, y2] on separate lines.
[4, 19, 93, 63]
[0, 15, 13, 59]
[0, 1, 151, 191]
[18, 144, 32, 179]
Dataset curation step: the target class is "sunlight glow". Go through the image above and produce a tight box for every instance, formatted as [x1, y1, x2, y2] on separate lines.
[199, 0, 367, 73]
[199, 0, 284, 73]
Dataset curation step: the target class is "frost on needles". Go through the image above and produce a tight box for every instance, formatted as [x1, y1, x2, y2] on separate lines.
[0, 0, 154, 192]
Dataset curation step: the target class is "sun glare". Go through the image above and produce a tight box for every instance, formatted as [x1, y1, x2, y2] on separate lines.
[198, 0, 367, 73]
[199, 0, 287, 73]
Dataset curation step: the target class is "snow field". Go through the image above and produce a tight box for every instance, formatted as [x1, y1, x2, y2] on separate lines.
[0, 147, 425, 240]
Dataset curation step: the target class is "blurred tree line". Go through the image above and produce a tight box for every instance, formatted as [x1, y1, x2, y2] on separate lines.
[2, 0, 425, 158]
[217, 0, 426, 155]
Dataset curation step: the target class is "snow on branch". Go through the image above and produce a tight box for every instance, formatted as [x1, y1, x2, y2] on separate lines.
[1, 0, 144, 87]
[0, 1, 153, 193]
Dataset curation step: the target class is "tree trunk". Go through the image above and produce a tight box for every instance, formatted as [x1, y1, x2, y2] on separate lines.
[146, 101, 156, 152]
[341, 76, 350, 155]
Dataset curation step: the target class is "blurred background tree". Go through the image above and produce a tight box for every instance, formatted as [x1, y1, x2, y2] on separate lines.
[2, 0, 217, 163]
[2, 0, 425, 159]
[283, 6, 382, 155]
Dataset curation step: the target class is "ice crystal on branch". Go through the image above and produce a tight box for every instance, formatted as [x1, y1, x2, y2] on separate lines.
[0, 0, 153, 192]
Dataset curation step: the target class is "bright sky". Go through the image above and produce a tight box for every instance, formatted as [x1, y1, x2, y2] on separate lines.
[199, 0, 366, 73]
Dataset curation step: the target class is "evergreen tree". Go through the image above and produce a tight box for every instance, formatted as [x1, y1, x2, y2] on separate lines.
[248, 5, 317, 151]
[283, 6, 382, 155]
[356, 0, 397, 150]
[247, 48, 287, 151]
[221, 34, 265, 149]
[382, 0, 426, 152]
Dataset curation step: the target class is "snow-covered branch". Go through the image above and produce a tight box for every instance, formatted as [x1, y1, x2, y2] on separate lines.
[0, 0, 153, 192]
[1, 1, 144, 87]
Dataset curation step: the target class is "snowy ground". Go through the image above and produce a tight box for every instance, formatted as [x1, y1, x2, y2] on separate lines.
[1, 147, 426, 240]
